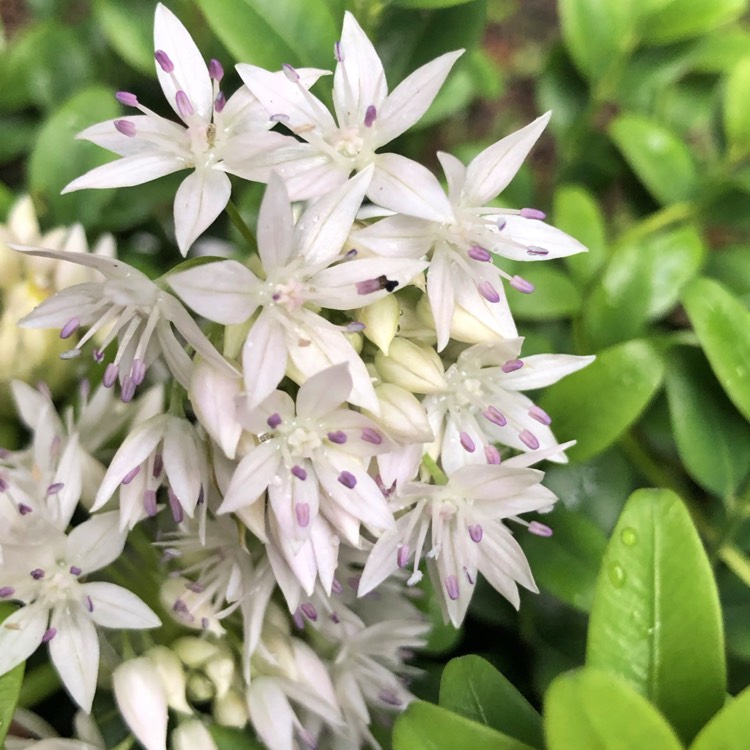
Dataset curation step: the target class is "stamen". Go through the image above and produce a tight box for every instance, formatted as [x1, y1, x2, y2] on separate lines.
[59, 349, 82, 360]
[327, 430, 347, 444]
[445, 575, 459, 600]
[175, 90, 194, 118]
[214, 91, 226, 113]
[295, 502, 310, 527]
[361, 427, 382, 445]
[201, 617, 209, 629]
[356, 275, 398, 294]
[103, 363, 119, 388]
[338, 471, 357, 489]
[187, 582, 205, 593]
[482, 406, 507, 427]
[364, 105, 377, 127]
[397, 545, 410, 568]
[467, 245, 491, 262]
[114, 119, 136, 137]
[282, 63, 300, 82]
[121, 375, 136, 403]
[60, 317, 80, 339]
[267, 413, 282, 429]
[41, 627, 57, 643]
[154, 50, 174, 73]
[520, 207, 546, 220]
[269, 113, 290, 123]
[464, 567, 475, 584]
[143, 489, 158, 517]
[69, 566, 82, 576]
[84, 596, 94, 612]
[501, 359, 523, 373]
[18, 503, 32, 515]
[334, 41, 344, 62]
[331, 578, 343, 594]
[496, 217, 507, 230]
[459, 431, 475, 452]
[291, 465, 307, 480]
[130, 359, 146, 386]
[153, 453, 164, 478]
[167, 488, 183, 523]
[529, 521, 553, 537]
[526, 245, 549, 256]
[46, 482, 64, 495]
[379, 690, 402, 707]
[92, 349, 105, 363]
[477, 280, 500, 303]
[300, 602, 317, 621]
[484, 445, 501, 464]
[346, 321, 365, 332]
[0, 587, 15, 598]
[510, 275, 535, 294]
[519, 429, 540, 450]
[0, 477, 7, 492]
[529, 405, 552, 425]
[115, 91, 139, 107]
[31, 569, 45, 580]
[469, 524, 483, 542]
[209, 58, 224, 82]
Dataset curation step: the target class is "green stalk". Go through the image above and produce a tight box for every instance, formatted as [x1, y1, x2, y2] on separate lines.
[225, 200, 257, 254]
[19, 663, 61, 708]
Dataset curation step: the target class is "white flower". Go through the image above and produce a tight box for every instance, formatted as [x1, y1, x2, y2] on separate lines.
[16, 249, 235, 396]
[168, 170, 424, 411]
[359, 459, 559, 626]
[0, 513, 160, 711]
[61, 4, 320, 255]
[355, 114, 588, 349]
[233, 12, 463, 204]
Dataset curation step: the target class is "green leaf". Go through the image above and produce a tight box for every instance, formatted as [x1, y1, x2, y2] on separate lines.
[705, 244, 750, 306]
[210, 725, 265, 749]
[393, 701, 536, 750]
[94, 0, 155, 75]
[558, 0, 638, 82]
[586, 489, 726, 743]
[0, 604, 24, 748]
[665, 348, 750, 497]
[439, 656, 544, 748]
[690, 686, 750, 750]
[681, 277, 750, 421]
[0, 115, 36, 164]
[690, 30, 750, 73]
[193, 0, 338, 69]
[544, 668, 683, 750]
[724, 56, 750, 155]
[554, 184, 608, 286]
[640, 0, 747, 45]
[390, 0, 475, 7]
[507, 266, 581, 321]
[538, 340, 665, 462]
[609, 114, 698, 204]
[27, 85, 120, 228]
[520, 505, 608, 612]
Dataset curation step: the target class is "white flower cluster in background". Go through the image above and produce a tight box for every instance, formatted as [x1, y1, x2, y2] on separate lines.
[1, 5, 594, 749]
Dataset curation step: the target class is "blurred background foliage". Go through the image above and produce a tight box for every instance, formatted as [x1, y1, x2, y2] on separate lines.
[1, 0, 750, 747]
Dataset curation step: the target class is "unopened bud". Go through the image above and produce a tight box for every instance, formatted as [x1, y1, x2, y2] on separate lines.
[187, 672, 215, 703]
[173, 636, 220, 669]
[375, 338, 446, 393]
[204, 654, 236, 698]
[145, 646, 191, 714]
[172, 721, 218, 750]
[213, 687, 249, 727]
[113, 658, 168, 750]
[365, 383, 433, 443]
[358, 293, 399, 354]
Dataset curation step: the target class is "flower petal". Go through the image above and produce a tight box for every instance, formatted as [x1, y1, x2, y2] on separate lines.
[501, 353, 596, 390]
[81, 582, 161, 629]
[173, 169, 232, 256]
[427, 248, 456, 352]
[257, 173, 295, 269]
[492, 214, 587, 260]
[296, 363, 351, 420]
[219, 441, 280, 514]
[0, 603, 47, 676]
[437, 151, 467, 204]
[67, 511, 127, 573]
[75, 116, 186, 157]
[242, 311, 288, 409]
[62, 153, 184, 193]
[113, 658, 168, 750]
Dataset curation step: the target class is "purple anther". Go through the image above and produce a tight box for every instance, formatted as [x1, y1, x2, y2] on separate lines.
[130, 359, 146, 386]
[346, 321, 366, 332]
[47, 482, 64, 495]
[121, 376, 136, 403]
[103, 363, 119, 388]
[79, 378, 90, 402]
[327, 430, 347, 444]
[209, 58, 224, 82]
[115, 91, 139, 107]
[201, 617, 209, 629]
[357, 275, 398, 294]
[362, 427, 382, 445]
[469, 524, 483, 542]
[269, 113, 290, 123]
[379, 690, 402, 707]
[168, 488, 183, 523]
[143, 489, 158, 517]
[396, 545, 410, 568]
[92, 349, 105, 363]
[267, 413, 282, 429]
[529, 521, 553, 537]
[300, 602, 318, 621]
[0, 587, 15, 598]
[84, 595, 94, 612]
[154, 49, 174, 73]
[42, 627, 57, 643]
[344, 248, 358, 260]
[214, 90, 226, 113]
[334, 41, 344, 62]
[59, 348, 82, 360]
[114, 119, 136, 137]
[173, 598, 189, 614]
[519, 429, 540, 450]
[445, 574, 459, 601]
[482, 405, 507, 427]
[364, 105, 377, 128]
[295, 502, 310, 527]
[331, 578, 343, 594]
[338, 471, 357, 488]
[496, 217, 507, 230]
[527, 245, 549, 257]
[347, 576, 361, 592]
[152, 453, 164, 478]
[467, 245, 492, 262]
[187, 582, 204, 593]
[69, 566, 82, 576]
[0, 477, 7, 492]
[31, 569, 45, 580]
[175, 90, 194, 118]
[293, 608, 305, 629]
[484, 444, 501, 464]
[282, 63, 300, 82]
[291, 465, 307, 481]
[501, 359, 523, 373]
[529, 405, 552, 425]
[478, 280, 500, 303]
[510, 275, 535, 294]
[520, 207, 546, 220]
[18, 503, 32, 515]
[459, 431, 476, 452]
[60, 317, 80, 339]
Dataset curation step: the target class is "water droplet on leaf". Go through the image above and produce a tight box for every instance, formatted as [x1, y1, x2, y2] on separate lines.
[621, 527, 638, 546]
[608, 563, 626, 588]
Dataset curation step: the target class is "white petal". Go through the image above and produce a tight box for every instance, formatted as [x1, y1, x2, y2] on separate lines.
[452, 465, 544, 501]
[257, 173, 295, 269]
[246, 678, 295, 750]
[67, 511, 127, 573]
[75, 116, 186, 157]
[62, 153, 184, 193]
[154, 3, 212, 121]
[11, 247, 145, 280]
[437, 151, 467, 203]
[167, 260, 259, 324]
[501, 353, 595, 390]
[480, 522, 537, 591]
[49, 604, 99, 712]
[113, 657, 168, 750]
[81, 582, 161, 629]
[242, 311, 288, 409]
[173, 169, 232, 256]
[353, 214, 433, 258]
[0, 603, 47, 675]
[377, 50, 464, 144]
[283, 159, 351, 202]
[358, 517, 412, 596]
[296, 363, 351, 420]
[464, 112, 550, 206]
[492, 214, 587, 260]
[162, 419, 203, 515]
[427, 248, 456, 352]
[219, 442, 280, 514]
[369, 153, 453, 222]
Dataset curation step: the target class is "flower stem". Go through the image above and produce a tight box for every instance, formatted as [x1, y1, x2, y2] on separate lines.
[226, 200, 257, 254]
[617, 201, 693, 247]
[421, 454, 448, 485]
[19, 662, 61, 708]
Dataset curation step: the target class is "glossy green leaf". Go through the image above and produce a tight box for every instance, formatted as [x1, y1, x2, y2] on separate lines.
[640, 0, 747, 45]
[665, 348, 750, 497]
[544, 668, 683, 750]
[28, 85, 120, 228]
[554, 184, 608, 286]
[440, 656, 544, 748]
[0, 604, 24, 748]
[94, 0, 155, 75]
[587, 489, 726, 743]
[521, 505, 608, 612]
[507, 266, 581, 321]
[558, 0, 638, 82]
[705, 244, 750, 306]
[391, 0, 474, 7]
[609, 114, 698, 204]
[690, 686, 750, 750]
[690, 30, 750, 73]
[724, 57, 750, 154]
[194, 0, 338, 69]
[539, 340, 665, 462]
[210, 726, 264, 749]
[681, 277, 750, 421]
[393, 701, 536, 750]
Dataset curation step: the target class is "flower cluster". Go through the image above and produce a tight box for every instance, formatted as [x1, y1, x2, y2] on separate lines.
[2, 5, 593, 749]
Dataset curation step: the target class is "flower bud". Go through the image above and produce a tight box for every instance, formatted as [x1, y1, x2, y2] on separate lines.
[375, 338, 446, 393]
[205, 653, 235, 698]
[172, 720, 218, 750]
[145, 645, 192, 714]
[187, 672, 216, 703]
[173, 636, 220, 669]
[113, 658, 168, 750]
[160, 578, 224, 635]
[358, 293, 399, 353]
[416, 294, 500, 344]
[364, 384, 433, 443]
[213, 688, 249, 727]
